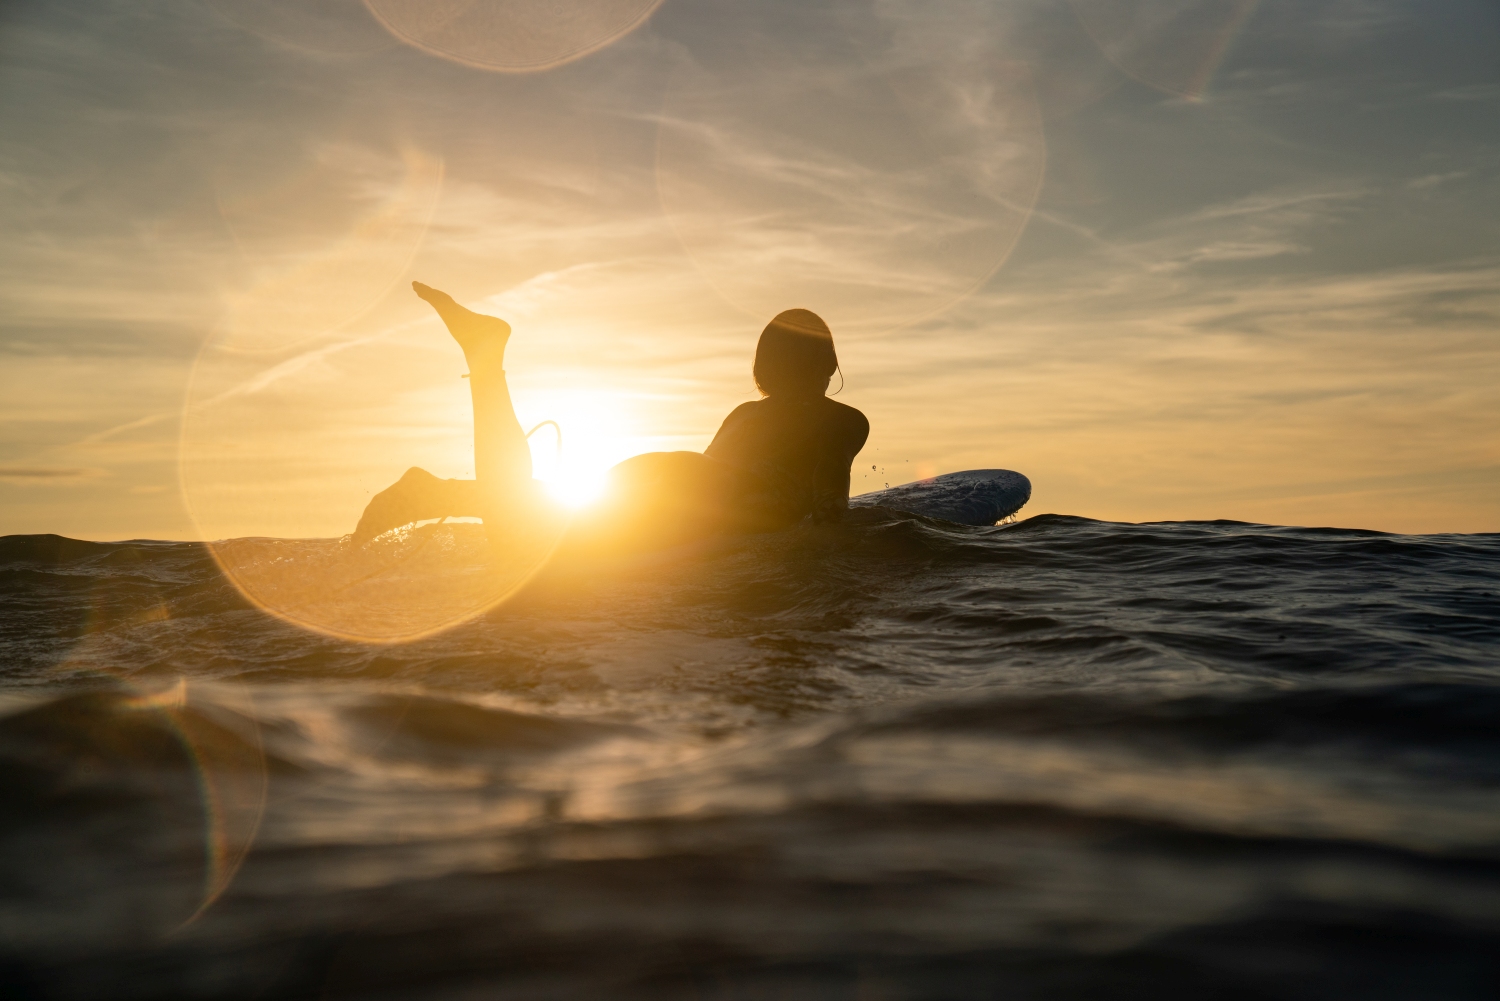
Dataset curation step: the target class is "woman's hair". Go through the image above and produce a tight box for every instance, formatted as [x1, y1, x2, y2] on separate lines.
[753, 309, 837, 398]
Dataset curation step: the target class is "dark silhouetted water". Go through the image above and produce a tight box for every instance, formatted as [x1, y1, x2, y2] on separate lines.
[2, 512, 1498, 999]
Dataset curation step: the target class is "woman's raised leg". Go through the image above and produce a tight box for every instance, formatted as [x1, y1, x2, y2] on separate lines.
[412, 282, 531, 497]
[350, 283, 535, 543]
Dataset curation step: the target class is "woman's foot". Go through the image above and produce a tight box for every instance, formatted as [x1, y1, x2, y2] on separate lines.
[351, 467, 451, 545]
[412, 281, 510, 366]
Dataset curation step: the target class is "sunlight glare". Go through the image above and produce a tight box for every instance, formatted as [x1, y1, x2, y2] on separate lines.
[543, 468, 607, 509]
[522, 388, 644, 510]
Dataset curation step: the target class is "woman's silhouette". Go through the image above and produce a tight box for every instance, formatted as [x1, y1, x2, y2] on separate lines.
[351, 282, 869, 548]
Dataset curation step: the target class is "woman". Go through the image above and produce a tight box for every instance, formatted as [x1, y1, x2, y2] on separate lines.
[351, 282, 869, 549]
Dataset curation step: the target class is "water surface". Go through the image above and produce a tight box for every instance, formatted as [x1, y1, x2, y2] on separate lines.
[2, 512, 1498, 998]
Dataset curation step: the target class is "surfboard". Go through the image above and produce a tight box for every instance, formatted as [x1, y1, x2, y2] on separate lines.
[849, 469, 1031, 526]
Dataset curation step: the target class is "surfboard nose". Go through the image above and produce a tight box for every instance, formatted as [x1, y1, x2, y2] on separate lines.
[850, 468, 1031, 525]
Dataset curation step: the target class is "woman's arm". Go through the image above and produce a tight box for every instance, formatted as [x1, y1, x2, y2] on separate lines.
[807, 406, 870, 522]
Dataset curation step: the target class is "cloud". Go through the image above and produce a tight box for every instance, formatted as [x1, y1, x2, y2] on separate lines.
[2, 0, 1498, 535]
[76, 412, 175, 446]
[1434, 83, 1500, 102]
[652, 2, 1048, 328]
[1408, 172, 1468, 190]
[0, 466, 105, 483]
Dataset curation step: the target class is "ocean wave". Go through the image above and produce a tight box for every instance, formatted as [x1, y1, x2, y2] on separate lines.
[2, 515, 1499, 997]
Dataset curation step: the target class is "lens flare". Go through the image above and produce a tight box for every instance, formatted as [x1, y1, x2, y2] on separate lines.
[40, 570, 269, 929]
[656, 1, 1046, 334]
[361, 0, 665, 73]
[1069, 0, 1262, 99]
[997, 0, 1128, 119]
[180, 330, 571, 642]
[214, 147, 444, 355]
[185, 147, 571, 643]
[123, 679, 269, 924]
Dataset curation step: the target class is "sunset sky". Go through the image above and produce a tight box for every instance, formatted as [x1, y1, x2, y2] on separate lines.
[2, 0, 1497, 540]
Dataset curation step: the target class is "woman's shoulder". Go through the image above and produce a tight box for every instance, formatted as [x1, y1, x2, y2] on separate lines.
[733, 396, 866, 434]
[720, 399, 764, 423]
[821, 397, 869, 429]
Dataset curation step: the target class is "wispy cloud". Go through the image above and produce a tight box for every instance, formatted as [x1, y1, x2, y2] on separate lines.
[1408, 171, 1468, 190]
[0, 466, 105, 483]
[2, 0, 1498, 535]
[1434, 83, 1500, 102]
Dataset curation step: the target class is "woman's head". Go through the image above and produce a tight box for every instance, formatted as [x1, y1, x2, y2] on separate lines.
[753, 309, 837, 399]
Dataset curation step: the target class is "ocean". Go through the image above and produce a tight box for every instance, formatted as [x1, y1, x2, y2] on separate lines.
[2, 510, 1498, 999]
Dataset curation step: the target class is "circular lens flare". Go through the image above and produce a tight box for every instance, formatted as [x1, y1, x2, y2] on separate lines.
[1068, 0, 1262, 99]
[656, 3, 1047, 334]
[180, 326, 572, 642]
[123, 678, 269, 925]
[185, 149, 571, 643]
[214, 147, 444, 355]
[362, 0, 665, 73]
[41, 587, 269, 929]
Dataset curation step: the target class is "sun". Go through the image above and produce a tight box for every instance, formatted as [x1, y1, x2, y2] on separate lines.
[541, 467, 608, 509]
[522, 390, 643, 510]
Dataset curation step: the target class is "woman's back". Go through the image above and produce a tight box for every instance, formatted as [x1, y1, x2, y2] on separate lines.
[706, 395, 870, 524]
